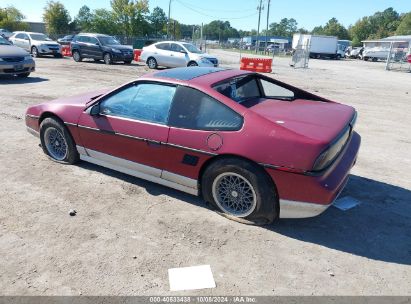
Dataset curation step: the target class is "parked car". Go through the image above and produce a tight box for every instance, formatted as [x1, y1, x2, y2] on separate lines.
[57, 35, 74, 45]
[25, 67, 360, 224]
[71, 33, 133, 65]
[265, 44, 279, 53]
[9, 32, 62, 58]
[362, 48, 389, 61]
[0, 29, 13, 39]
[140, 41, 218, 69]
[0, 36, 35, 77]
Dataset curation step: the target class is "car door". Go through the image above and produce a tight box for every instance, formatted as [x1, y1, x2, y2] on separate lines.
[163, 86, 243, 184]
[12, 33, 26, 49]
[77, 36, 89, 57]
[88, 36, 102, 59]
[77, 82, 176, 179]
[169, 43, 188, 67]
[154, 43, 174, 67]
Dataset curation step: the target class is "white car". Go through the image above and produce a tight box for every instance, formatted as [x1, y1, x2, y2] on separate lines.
[140, 41, 218, 69]
[9, 32, 62, 58]
[0, 29, 13, 39]
[362, 48, 389, 61]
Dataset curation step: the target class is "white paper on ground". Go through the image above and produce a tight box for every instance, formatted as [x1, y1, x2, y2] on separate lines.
[168, 265, 216, 291]
[333, 196, 361, 211]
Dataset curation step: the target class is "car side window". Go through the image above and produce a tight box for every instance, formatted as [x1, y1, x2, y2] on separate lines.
[15, 33, 24, 39]
[260, 78, 294, 99]
[99, 83, 176, 125]
[89, 37, 99, 45]
[169, 86, 243, 131]
[170, 43, 184, 53]
[156, 43, 170, 50]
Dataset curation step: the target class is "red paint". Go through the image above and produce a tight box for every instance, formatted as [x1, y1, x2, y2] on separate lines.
[25, 68, 361, 206]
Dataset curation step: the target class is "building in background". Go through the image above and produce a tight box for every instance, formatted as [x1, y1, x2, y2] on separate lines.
[26, 22, 46, 34]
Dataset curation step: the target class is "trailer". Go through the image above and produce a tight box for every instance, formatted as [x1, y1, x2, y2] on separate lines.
[293, 34, 344, 59]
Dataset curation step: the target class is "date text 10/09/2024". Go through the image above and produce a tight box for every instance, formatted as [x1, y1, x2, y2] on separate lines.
[149, 296, 257, 303]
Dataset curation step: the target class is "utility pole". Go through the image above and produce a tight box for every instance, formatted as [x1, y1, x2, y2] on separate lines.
[167, 0, 172, 40]
[255, 0, 263, 53]
[265, 0, 271, 51]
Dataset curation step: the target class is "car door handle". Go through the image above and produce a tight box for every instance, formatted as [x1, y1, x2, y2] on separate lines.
[146, 140, 161, 147]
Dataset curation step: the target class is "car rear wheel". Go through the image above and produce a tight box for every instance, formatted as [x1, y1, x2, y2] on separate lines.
[202, 158, 278, 225]
[147, 57, 157, 69]
[40, 117, 79, 164]
[124, 60, 132, 64]
[31, 46, 40, 58]
[104, 53, 112, 65]
[72, 50, 82, 62]
[17, 72, 30, 78]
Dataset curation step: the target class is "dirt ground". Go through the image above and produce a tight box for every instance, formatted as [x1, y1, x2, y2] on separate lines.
[1, 51, 410, 296]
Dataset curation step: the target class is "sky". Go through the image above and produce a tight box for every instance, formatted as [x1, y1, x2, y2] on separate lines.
[0, 0, 409, 31]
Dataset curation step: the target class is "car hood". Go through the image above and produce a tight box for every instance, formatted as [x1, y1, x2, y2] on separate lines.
[47, 88, 111, 106]
[106, 44, 133, 50]
[250, 99, 355, 144]
[0, 45, 29, 57]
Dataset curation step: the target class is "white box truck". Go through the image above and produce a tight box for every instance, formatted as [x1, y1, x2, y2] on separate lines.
[293, 34, 345, 59]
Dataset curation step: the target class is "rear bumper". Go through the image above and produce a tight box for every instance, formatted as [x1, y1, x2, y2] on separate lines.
[267, 131, 361, 218]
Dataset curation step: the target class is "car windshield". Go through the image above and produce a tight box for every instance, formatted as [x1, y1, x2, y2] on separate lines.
[30, 33, 51, 41]
[99, 37, 120, 45]
[182, 43, 202, 54]
[0, 37, 11, 45]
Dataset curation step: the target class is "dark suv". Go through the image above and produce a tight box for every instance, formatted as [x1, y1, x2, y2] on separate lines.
[70, 33, 134, 65]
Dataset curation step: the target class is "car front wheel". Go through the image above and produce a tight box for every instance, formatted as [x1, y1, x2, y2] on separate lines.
[72, 50, 82, 62]
[202, 158, 278, 225]
[104, 53, 112, 65]
[40, 117, 79, 164]
[31, 46, 40, 58]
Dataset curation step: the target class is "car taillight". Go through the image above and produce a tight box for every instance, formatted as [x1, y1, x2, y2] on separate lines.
[312, 126, 351, 171]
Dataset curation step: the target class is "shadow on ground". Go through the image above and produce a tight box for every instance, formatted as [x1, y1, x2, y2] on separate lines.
[0, 76, 49, 84]
[77, 161, 411, 265]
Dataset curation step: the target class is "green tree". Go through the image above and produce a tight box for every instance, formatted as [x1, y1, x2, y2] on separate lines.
[43, 1, 71, 34]
[89, 9, 119, 35]
[0, 6, 29, 31]
[149, 6, 167, 37]
[312, 18, 349, 39]
[396, 13, 411, 35]
[110, 0, 149, 37]
[75, 5, 93, 32]
[268, 18, 298, 37]
[203, 20, 238, 41]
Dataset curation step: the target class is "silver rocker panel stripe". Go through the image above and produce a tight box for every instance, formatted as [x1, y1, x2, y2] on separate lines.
[76, 146, 198, 196]
[279, 199, 332, 218]
[26, 126, 40, 138]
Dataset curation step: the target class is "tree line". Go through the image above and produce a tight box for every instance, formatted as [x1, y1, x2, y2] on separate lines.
[1, 1, 410, 46]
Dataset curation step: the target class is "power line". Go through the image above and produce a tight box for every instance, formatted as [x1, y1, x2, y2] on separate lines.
[174, 0, 258, 20]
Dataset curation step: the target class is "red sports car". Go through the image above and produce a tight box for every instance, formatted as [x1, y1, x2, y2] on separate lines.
[25, 67, 360, 224]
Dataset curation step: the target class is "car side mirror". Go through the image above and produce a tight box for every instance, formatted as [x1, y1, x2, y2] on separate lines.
[180, 50, 187, 54]
[25, 37, 29, 40]
[89, 104, 100, 116]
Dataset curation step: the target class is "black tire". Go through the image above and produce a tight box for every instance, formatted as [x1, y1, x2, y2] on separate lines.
[72, 50, 82, 62]
[147, 57, 157, 69]
[372, 57, 378, 62]
[17, 72, 30, 78]
[187, 61, 198, 67]
[39, 117, 79, 165]
[104, 53, 112, 65]
[202, 158, 278, 225]
[54, 53, 63, 58]
[336, 54, 342, 60]
[31, 46, 40, 58]
[124, 60, 132, 64]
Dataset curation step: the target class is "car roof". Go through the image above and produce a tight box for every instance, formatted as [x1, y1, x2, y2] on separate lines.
[76, 33, 110, 37]
[146, 67, 251, 86]
[152, 67, 226, 81]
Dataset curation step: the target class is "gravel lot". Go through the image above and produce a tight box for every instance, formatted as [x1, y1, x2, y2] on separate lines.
[1, 51, 410, 296]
